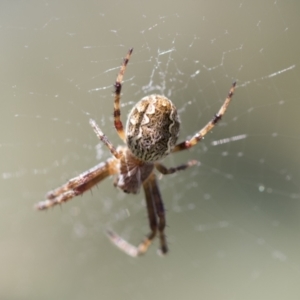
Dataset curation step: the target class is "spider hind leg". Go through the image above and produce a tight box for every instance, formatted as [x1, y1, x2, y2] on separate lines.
[106, 172, 168, 257]
[35, 159, 117, 210]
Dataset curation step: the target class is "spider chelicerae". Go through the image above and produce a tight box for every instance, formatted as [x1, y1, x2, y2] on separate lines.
[35, 48, 236, 257]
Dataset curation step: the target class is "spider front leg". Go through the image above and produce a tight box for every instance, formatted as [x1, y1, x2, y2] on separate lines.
[172, 82, 236, 153]
[113, 48, 133, 142]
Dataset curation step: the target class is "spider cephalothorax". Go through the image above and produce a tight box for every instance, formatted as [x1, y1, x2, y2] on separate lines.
[36, 48, 236, 257]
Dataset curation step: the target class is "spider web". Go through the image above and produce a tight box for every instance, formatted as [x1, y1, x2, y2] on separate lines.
[1, 1, 300, 299]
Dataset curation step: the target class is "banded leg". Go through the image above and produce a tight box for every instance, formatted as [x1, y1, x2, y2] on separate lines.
[113, 48, 133, 142]
[172, 82, 236, 153]
[36, 119, 122, 210]
[155, 160, 199, 175]
[35, 158, 118, 210]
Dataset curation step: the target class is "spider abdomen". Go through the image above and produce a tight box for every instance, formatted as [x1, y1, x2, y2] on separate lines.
[126, 94, 180, 162]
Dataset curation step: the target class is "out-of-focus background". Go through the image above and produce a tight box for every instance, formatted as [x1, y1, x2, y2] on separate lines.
[1, 1, 300, 299]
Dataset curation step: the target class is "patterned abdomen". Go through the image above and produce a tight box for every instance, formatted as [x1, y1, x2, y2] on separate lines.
[126, 94, 180, 162]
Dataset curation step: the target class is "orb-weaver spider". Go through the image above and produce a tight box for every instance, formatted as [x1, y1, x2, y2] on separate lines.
[35, 48, 236, 257]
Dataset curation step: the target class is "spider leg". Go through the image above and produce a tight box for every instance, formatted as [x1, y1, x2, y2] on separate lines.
[155, 160, 199, 175]
[172, 82, 236, 153]
[106, 172, 168, 257]
[89, 119, 121, 159]
[35, 158, 118, 210]
[105, 229, 140, 257]
[113, 48, 133, 142]
[135, 172, 162, 255]
[105, 173, 158, 257]
[146, 173, 168, 255]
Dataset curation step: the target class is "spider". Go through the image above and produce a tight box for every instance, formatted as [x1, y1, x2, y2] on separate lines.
[35, 48, 236, 257]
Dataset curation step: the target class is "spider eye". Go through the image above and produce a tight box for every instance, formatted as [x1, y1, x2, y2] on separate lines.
[126, 94, 180, 162]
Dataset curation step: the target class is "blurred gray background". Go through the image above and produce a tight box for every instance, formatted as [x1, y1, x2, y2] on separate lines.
[1, 1, 300, 299]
